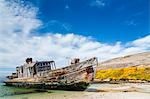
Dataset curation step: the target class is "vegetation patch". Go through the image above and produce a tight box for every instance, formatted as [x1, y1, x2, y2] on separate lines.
[96, 67, 150, 81]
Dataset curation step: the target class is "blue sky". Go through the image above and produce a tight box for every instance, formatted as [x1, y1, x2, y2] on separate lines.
[27, 0, 149, 43]
[0, 0, 149, 70]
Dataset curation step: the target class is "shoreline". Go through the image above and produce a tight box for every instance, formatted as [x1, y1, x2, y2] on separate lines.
[92, 79, 150, 84]
[1, 82, 150, 99]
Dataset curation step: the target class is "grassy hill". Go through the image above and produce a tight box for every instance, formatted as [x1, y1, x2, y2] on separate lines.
[96, 52, 150, 82]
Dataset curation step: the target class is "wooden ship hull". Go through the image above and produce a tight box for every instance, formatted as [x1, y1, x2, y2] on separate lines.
[4, 57, 98, 91]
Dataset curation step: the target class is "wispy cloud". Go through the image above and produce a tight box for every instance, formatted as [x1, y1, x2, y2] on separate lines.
[124, 20, 137, 26]
[65, 4, 69, 9]
[123, 12, 143, 26]
[90, 0, 106, 8]
[39, 20, 72, 32]
[0, 0, 149, 68]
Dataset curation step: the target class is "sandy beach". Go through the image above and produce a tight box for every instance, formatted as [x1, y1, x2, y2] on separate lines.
[3, 92, 150, 99]
[76, 92, 150, 99]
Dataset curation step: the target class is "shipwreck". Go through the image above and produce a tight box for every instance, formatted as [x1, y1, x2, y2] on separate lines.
[4, 57, 98, 90]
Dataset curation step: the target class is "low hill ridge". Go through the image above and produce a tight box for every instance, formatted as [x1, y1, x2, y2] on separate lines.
[97, 52, 150, 70]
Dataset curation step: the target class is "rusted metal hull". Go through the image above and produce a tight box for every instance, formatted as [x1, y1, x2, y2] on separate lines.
[4, 81, 89, 91]
[4, 57, 98, 90]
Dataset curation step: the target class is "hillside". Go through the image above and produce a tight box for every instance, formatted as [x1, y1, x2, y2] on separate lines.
[96, 52, 150, 82]
[97, 52, 150, 70]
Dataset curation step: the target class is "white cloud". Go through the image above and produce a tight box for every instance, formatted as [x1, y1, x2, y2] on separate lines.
[0, 0, 149, 69]
[130, 35, 150, 48]
[90, 0, 106, 7]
